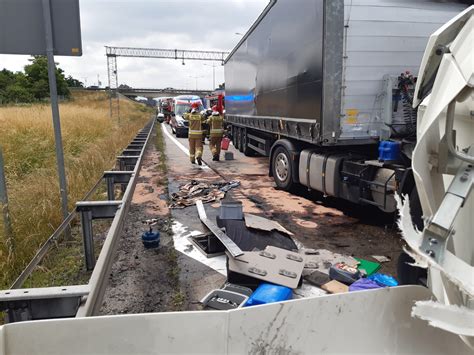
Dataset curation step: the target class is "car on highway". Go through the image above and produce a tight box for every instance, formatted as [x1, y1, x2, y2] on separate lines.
[170, 95, 204, 138]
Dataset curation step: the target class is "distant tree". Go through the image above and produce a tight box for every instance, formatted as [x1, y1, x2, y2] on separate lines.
[118, 84, 131, 89]
[24, 56, 70, 99]
[4, 84, 34, 103]
[65, 75, 84, 88]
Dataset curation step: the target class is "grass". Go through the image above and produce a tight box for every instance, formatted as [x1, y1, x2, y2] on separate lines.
[0, 91, 153, 288]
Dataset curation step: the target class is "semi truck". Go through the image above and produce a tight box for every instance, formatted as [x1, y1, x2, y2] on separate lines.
[224, 0, 469, 218]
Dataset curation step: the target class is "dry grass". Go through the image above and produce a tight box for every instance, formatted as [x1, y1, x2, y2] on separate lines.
[0, 91, 152, 288]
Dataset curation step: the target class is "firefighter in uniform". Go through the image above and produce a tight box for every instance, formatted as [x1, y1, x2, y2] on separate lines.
[184, 104, 205, 165]
[206, 109, 224, 161]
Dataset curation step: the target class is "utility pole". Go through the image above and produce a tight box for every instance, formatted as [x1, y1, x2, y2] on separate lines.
[42, 0, 69, 224]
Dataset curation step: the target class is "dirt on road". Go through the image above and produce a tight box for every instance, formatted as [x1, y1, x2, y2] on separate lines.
[101, 123, 403, 315]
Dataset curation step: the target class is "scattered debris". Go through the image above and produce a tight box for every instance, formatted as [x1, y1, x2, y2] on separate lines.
[196, 200, 244, 257]
[329, 263, 361, 285]
[245, 283, 292, 306]
[227, 246, 305, 289]
[222, 283, 253, 297]
[220, 201, 243, 220]
[201, 289, 248, 310]
[367, 273, 399, 287]
[355, 258, 381, 276]
[349, 278, 382, 292]
[321, 280, 349, 294]
[371, 255, 391, 263]
[244, 213, 294, 236]
[217, 217, 297, 252]
[304, 270, 331, 287]
[300, 249, 358, 275]
[141, 219, 161, 249]
[169, 180, 240, 208]
[189, 234, 225, 258]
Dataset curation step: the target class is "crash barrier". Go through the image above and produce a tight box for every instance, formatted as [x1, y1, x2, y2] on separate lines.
[0, 119, 155, 322]
[0, 286, 469, 354]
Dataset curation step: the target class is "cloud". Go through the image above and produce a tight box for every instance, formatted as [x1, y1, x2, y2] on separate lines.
[0, 0, 268, 89]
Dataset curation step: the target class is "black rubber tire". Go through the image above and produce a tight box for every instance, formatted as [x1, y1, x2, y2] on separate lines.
[235, 127, 241, 151]
[271, 145, 294, 190]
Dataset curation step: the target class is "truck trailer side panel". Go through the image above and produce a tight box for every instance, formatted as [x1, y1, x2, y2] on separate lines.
[340, 0, 468, 141]
[225, 0, 467, 146]
[225, 0, 325, 144]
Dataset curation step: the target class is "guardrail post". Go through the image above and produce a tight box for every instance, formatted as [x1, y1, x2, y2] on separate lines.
[106, 177, 115, 201]
[80, 210, 95, 270]
[0, 148, 14, 251]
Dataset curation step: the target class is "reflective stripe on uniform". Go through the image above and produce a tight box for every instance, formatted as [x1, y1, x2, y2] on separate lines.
[210, 129, 224, 134]
[189, 130, 203, 134]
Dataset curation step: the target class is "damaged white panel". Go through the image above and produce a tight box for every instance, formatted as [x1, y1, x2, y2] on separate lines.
[396, 195, 473, 296]
[412, 301, 474, 337]
[244, 213, 294, 236]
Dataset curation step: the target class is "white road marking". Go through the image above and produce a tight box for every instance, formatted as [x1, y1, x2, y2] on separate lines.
[161, 123, 209, 170]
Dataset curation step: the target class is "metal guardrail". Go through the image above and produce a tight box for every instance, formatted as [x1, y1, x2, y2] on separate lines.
[1, 119, 155, 322]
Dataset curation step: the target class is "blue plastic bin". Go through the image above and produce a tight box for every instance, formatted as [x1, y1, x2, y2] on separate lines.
[245, 283, 292, 307]
[378, 141, 401, 161]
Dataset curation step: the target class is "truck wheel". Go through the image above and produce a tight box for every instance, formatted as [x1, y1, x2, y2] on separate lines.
[271, 146, 294, 190]
[235, 128, 242, 151]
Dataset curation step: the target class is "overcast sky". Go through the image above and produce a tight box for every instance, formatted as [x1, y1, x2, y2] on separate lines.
[0, 0, 268, 90]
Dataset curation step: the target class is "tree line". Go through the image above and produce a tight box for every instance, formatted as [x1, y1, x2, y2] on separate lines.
[0, 56, 83, 104]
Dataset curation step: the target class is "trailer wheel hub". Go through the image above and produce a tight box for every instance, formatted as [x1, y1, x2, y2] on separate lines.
[275, 152, 289, 182]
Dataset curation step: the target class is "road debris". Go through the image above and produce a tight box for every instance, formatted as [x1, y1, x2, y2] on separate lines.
[201, 289, 248, 310]
[329, 263, 361, 285]
[169, 180, 240, 208]
[355, 258, 381, 276]
[371, 255, 391, 263]
[196, 200, 244, 257]
[300, 249, 358, 275]
[321, 280, 349, 294]
[245, 283, 292, 306]
[244, 213, 294, 236]
[227, 246, 305, 289]
[349, 278, 382, 292]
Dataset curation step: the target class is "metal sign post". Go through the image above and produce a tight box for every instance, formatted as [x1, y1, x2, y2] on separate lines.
[0, 147, 14, 251]
[42, 0, 69, 222]
[0, 0, 82, 226]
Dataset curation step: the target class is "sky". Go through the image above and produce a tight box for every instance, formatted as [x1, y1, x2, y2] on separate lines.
[0, 0, 269, 90]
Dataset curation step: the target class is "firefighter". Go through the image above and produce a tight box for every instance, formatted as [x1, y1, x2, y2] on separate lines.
[206, 108, 224, 161]
[184, 103, 205, 165]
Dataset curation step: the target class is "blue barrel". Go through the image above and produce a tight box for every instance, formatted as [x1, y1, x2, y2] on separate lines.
[141, 230, 160, 249]
[378, 141, 401, 161]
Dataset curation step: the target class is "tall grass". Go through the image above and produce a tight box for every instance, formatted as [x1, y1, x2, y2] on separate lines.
[0, 91, 152, 288]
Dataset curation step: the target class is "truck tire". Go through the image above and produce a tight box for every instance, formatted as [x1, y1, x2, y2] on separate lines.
[271, 146, 294, 190]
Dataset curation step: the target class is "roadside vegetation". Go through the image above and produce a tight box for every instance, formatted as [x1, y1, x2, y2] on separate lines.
[0, 90, 153, 288]
[0, 56, 83, 105]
